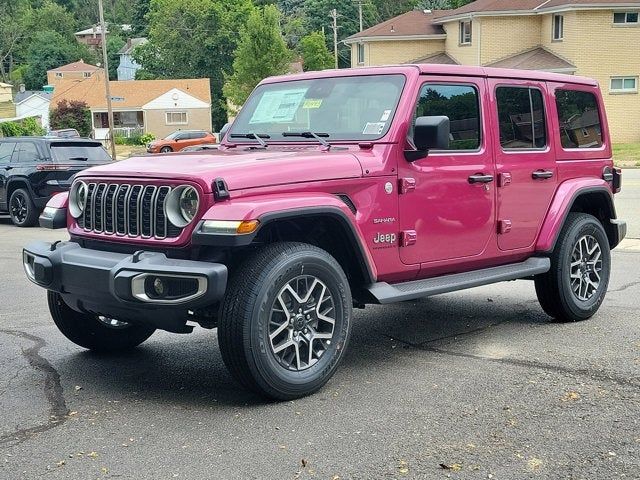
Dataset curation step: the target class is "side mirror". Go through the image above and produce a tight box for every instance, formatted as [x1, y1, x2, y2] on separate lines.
[405, 115, 450, 161]
[218, 122, 231, 143]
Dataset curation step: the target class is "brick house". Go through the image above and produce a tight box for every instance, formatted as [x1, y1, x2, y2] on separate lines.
[47, 60, 104, 85]
[345, 0, 640, 142]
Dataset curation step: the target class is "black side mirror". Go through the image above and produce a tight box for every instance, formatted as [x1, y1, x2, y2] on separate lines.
[405, 115, 450, 161]
[218, 122, 231, 143]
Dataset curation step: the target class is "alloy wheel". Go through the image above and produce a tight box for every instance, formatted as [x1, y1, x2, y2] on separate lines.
[268, 275, 336, 371]
[570, 234, 603, 301]
[10, 192, 28, 224]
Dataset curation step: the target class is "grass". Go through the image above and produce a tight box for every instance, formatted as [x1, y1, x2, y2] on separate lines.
[114, 144, 147, 161]
[612, 143, 640, 168]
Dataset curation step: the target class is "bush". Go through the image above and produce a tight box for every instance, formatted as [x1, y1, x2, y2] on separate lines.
[50, 100, 92, 137]
[114, 133, 153, 146]
[140, 133, 155, 145]
[0, 118, 46, 137]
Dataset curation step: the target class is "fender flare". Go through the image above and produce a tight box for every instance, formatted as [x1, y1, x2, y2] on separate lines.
[536, 179, 617, 253]
[192, 193, 377, 283]
[6, 177, 36, 203]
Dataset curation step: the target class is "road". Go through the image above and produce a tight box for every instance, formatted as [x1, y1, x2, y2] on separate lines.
[0, 174, 638, 479]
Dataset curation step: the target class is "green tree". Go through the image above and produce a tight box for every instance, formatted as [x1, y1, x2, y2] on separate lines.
[300, 31, 333, 71]
[0, 0, 30, 82]
[223, 5, 292, 107]
[49, 100, 92, 137]
[25, 0, 77, 40]
[131, 0, 151, 36]
[105, 34, 126, 80]
[135, 0, 254, 129]
[22, 31, 94, 89]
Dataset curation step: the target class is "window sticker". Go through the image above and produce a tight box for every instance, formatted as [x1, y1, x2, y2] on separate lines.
[363, 122, 386, 135]
[380, 109, 391, 122]
[302, 99, 323, 109]
[249, 88, 307, 124]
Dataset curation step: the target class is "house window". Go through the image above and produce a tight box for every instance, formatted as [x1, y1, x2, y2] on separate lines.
[166, 111, 188, 125]
[357, 43, 365, 65]
[459, 20, 472, 45]
[83, 72, 92, 78]
[55, 72, 63, 78]
[553, 14, 564, 40]
[610, 76, 638, 93]
[555, 89, 602, 149]
[496, 86, 547, 149]
[613, 12, 639, 24]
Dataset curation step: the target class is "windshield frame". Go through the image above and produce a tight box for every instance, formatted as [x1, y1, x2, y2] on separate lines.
[227, 73, 408, 144]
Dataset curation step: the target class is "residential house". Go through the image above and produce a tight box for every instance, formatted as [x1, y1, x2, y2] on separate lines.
[50, 76, 212, 139]
[0, 82, 15, 119]
[14, 87, 53, 130]
[75, 24, 131, 51]
[47, 60, 104, 85]
[117, 38, 148, 81]
[345, 0, 640, 142]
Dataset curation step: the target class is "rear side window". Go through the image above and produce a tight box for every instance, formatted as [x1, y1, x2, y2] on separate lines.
[191, 132, 206, 139]
[413, 84, 480, 150]
[50, 143, 112, 162]
[0, 142, 16, 163]
[555, 90, 602, 149]
[496, 87, 547, 149]
[15, 142, 40, 163]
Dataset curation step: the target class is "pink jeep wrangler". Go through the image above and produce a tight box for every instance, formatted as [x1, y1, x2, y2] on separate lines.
[24, 65, 626, 399]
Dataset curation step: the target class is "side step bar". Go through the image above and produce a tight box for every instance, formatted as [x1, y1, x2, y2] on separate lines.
[367, 257, 550, 304]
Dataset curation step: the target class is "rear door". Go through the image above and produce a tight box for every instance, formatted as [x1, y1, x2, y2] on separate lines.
[0, 141, 17, 210]
[398, 76, 497, 265]
[488, 79, 557, 251]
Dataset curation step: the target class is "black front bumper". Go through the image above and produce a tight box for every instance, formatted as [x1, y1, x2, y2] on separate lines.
[23, 241, 228, 331]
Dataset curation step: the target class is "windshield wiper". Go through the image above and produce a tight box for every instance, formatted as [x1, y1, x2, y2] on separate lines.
[68, 157, 88, 161]
[229, 132, 270, 147]
[282, 131, 330, 148]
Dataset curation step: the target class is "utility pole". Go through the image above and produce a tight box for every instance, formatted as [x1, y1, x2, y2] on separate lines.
[98, 0, 117, 161]
[353, 0, 365, 32]
[329, 9, 340, 69]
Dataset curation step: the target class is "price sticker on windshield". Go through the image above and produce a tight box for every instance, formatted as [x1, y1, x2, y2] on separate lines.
[363, 122, 386, 135]
[302, 99, 323, 109]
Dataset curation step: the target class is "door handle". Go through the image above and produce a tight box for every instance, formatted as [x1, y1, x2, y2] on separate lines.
[468, 173, 494, 184]
[4, 166, 12, 171]
[532, 169, 553, 180]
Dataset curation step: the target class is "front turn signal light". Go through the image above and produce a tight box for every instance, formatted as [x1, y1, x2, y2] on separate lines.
[201, 219, 260, 235]
[236, 220, 260, 234]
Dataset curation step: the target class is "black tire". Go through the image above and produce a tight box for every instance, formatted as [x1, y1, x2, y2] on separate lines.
[535, 213, 611, 322]
[159, 146, 172, 153]
[47, 291, 156, 352]
[218, 242, 352, 400]
[9, 188, 38, 227]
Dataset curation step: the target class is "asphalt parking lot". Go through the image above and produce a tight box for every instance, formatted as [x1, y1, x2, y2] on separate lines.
[0, 172, 638, 479]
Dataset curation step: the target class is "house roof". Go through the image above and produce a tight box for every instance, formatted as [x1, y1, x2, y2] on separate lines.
[407, 51, 459, 65]
[118, 37, 148, 55]
[434, 0, 640, 22]
[566, 109, 600, 129]
[50, 76, 211, 109]
[344, 10, 446, 42]
[14, 91, 53, 104]
[75, 24, 131, 36]
[486, 46, 576, 71]
[49, 60, 103, 73]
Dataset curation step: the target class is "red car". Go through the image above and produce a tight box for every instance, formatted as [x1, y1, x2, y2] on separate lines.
[146, 130, 217, 153]
[25, 65, 625, 400]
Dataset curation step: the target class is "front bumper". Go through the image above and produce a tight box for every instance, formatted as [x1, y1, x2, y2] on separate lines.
[23, 241, 227, 331]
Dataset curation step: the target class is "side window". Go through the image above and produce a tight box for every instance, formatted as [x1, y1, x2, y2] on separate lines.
[15, 143, 40, 163]
[496, 87, 547, 149]
[194, 132, 206, 139]
[0, 142, 16, 163]
[412, 84, 480, 150]
[555, 89, 602, 149]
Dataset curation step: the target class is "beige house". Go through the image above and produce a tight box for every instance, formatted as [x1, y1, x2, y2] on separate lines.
[345, 0, 640, 142]
[47, 60, 104, 85]
[0, 82, 16, 119]
[50, 76, 212, 139]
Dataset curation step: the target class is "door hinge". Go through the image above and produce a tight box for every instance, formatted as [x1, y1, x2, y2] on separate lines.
[399, 177, 416, 194]
[401, 230, 417, 246]
[498, 172, 512, 187]
[498, 220, 512, 234]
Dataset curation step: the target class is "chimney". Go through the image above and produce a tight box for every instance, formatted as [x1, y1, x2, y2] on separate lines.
[19, 84, 25, 93]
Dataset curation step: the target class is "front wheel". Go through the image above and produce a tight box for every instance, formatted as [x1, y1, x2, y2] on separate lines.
[535, 213, 611, 322]
[48, 292, 156, 352]
[159, 146, 172, 153]
[218, 242, 352, 400]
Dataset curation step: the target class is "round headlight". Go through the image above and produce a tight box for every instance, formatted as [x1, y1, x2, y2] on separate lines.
[69, 181, 88, 218]
[166, 185, 199, 228]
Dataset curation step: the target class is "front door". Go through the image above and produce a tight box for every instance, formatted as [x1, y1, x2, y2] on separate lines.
[398, 77, 496, 265]
[488, 80, 557, 251]
[0, 141, 17, 210]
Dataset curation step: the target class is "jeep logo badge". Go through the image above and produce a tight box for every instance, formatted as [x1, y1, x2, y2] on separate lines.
[374, 232, 396, 244]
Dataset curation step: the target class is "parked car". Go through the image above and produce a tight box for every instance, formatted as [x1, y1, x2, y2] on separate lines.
[0, 137, 112, 226]
[23, 65, 625, 400]
[47, 129, 81, 138]
[180, 143, 219, 152]
[146, 130, 217, 153]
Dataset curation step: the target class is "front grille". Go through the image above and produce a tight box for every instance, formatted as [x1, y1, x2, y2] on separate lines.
[78, 183, 180, 239]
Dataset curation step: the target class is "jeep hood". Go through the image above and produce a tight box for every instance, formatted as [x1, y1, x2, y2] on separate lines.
[79, 149, 363, 192]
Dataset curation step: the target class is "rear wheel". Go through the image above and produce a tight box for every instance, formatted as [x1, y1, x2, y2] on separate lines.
[48, 292, 156, 352]
[218, 242, 352, 400]
[535, 213, 611, 322]
[9, 188, 38, 227]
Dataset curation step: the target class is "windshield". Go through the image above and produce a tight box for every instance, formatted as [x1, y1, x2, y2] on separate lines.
[229, 74, 406, 142]
[164, 131, 182, 140]
[50, 143, 112, 162]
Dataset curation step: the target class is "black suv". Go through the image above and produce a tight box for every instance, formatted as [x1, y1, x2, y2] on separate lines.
[0, 137, 112, 226]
